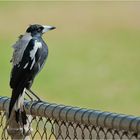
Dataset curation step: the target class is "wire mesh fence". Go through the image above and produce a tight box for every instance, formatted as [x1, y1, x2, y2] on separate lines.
[0, 96, 140, 139]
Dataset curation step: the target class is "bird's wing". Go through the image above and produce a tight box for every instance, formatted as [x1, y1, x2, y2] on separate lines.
[11, 33, 32, 66]
[10, 38, 43, 89]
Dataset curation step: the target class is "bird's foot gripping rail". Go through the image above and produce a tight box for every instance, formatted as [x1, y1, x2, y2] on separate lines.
[0, 96, 140, 140]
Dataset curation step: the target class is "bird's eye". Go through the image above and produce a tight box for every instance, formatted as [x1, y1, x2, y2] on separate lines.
[38, 27, 43, 32]
[37, 28, 41, 32]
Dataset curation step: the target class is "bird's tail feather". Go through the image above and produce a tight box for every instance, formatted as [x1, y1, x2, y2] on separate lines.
[9, 85, 27, 125]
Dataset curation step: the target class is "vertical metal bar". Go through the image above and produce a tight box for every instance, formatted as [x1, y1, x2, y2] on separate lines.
[6, 107, 32, 140]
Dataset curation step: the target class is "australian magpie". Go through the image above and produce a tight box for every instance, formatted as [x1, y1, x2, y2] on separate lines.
[9, 24, 55, 125]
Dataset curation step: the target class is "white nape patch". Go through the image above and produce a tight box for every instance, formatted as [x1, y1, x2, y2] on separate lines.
[12, 32, 33, 66]
[14, 88, 25, 111]
[30, 40, 42, 60]
[13, 33, 32, 49]
[23, 32, 32, 40]
[23, 63, 28, 69]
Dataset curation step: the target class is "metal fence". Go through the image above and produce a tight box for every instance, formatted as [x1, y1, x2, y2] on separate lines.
[0, 96, 140, 139]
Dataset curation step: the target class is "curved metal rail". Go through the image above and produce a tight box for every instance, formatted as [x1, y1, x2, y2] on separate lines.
[0, 96, 140, 134]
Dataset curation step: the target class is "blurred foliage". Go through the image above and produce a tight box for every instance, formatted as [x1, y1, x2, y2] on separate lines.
[0, 1, 140, 115]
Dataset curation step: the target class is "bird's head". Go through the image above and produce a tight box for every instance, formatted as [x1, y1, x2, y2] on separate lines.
[26, 24, 56, 36]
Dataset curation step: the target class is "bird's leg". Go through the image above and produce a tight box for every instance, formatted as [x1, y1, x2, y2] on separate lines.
[25, 91, 33, 101]
[27, 89, 41, 101]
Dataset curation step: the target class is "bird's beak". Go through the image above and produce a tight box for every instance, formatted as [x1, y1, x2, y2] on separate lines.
[42, 25, 56, 33]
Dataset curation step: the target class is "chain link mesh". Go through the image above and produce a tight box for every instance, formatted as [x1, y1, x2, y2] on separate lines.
[0, 97, 140, 140]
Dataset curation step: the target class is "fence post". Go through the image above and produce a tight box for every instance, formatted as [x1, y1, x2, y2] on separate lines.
[7, 111, 32, 140]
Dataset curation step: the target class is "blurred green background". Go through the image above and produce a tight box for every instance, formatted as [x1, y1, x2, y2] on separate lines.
[0, 1, 140, 115]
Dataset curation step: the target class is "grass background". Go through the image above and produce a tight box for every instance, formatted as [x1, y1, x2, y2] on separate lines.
[0, 1, 140, 115]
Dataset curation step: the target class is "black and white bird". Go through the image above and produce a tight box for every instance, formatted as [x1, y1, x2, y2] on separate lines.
[9, 24, 55, 125]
